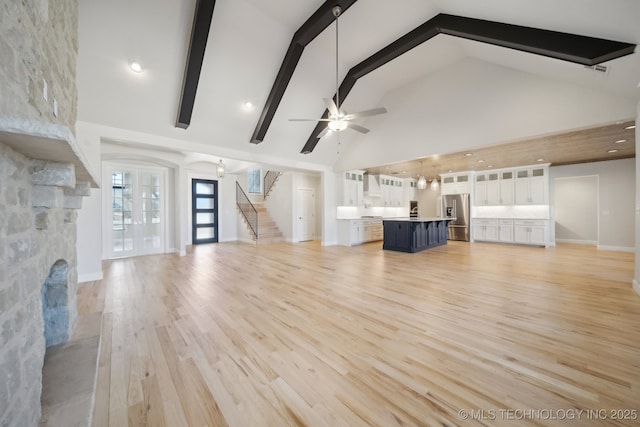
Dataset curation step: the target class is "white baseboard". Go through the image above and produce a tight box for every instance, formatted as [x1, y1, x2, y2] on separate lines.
[78, 272, 103, 283]
[322, 240, 338, 246]
[597, 245, 635, 253]
[555, 239, 597, 246]
[633, 279, 640, 297]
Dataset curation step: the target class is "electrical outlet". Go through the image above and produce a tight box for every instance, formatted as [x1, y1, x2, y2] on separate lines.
[43, 79, 48, 101]
[53, 99, 58, 117]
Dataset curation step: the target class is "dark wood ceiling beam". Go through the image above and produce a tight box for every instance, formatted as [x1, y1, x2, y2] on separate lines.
[176, 0, 217, 129]
[300, 14, 635, 154]
[436, 14, 636, 66]
[250, 0, 359, 144]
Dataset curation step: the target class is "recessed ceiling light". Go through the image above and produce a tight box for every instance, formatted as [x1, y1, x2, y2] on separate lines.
[477, 159, 485, 163]
[537, 158, 545, 162]
[385, 166, 390, 169]
[242, 101, 255, 111]
[487, 165, 493, 168]
[464, 153, 473, 157]
[607, 149, 619, 153]
[615, 139, 627, 144]
[624, 125, 636, 130]
[448, 170, 453, 173]
[129, 60, 144, 73]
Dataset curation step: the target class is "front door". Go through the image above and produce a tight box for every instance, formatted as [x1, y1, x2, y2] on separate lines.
[192, 179, 219, 244]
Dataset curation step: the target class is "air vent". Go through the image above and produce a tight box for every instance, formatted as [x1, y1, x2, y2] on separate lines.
[584, 64, 609, 74]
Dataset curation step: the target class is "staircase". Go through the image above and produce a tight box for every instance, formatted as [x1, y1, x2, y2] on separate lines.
[251, 203, 284, 244]
[236, 173, 284, 244]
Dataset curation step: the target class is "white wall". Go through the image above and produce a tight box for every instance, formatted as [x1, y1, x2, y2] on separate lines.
[76, 189, 103, 282]
[554, 176, 598, 244]
[416, 187, 441, 217]
[550, 158, 635, 251]
[336, 58, 637, 172]
[321, 171, 338, 245]
[634, 104, 640, 296]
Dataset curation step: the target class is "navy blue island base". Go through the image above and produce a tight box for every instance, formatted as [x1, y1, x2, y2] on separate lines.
[382, 218, 453, 253]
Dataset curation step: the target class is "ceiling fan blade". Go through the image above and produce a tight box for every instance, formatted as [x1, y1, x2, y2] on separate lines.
[317, 126, 331, 138]
[343, 107, 387, 120]
[323, 98, 339, 116]
[348, 123, 370, 134]
[289, 118, 334, 122]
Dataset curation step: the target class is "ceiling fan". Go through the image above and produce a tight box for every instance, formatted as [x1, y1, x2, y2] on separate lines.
[289, 6, 387, 139]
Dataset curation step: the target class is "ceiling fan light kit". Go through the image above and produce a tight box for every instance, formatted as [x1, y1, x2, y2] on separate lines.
[288, 5, 387, 142]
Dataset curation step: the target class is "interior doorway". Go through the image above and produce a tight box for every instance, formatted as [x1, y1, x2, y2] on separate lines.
[554, 175, 598, 245]
[297, 188, 315, 242]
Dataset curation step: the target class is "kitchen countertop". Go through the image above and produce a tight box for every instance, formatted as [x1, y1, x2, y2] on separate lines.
[383, 217, 455, 222]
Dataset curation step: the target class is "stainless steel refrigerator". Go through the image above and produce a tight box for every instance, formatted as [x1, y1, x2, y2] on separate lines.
[441, 193, 470, 241]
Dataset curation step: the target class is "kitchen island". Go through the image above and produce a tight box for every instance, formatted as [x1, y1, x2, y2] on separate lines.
[383, 218, 453, 253]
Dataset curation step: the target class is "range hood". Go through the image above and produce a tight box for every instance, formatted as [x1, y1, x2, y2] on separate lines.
[364, 174, 382, 197]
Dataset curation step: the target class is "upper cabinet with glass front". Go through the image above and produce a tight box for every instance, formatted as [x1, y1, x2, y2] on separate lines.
[339, 170, 364, 206]
[440, 172, 471, 195]
[514, 166, 548, 205]
[471, 164, 548, 206]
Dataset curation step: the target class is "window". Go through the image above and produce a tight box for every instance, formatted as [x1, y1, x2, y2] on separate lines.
[248, 169, 262, 194]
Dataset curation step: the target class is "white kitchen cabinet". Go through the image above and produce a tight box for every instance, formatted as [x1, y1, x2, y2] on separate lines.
[476, 171, 518, 206]
[514, 220, 547, 246]
[499, 171, 515, 205]
[338, 219, 383, 246]
[404, 179, 417, 203]
[475, 172, 499, 205]
[440, 173, 471, 195]
[498, 219, 514, 242]
[473, 219, 499, 241]
[379, 176, 404, 207]
[514, 166, 548, 205]
[339, 171, 364, 206]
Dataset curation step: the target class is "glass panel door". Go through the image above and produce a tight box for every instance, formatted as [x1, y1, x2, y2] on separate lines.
[111, 171, 134, 255]
[192, 179, 218, 244]
[107, 166, 165, 258]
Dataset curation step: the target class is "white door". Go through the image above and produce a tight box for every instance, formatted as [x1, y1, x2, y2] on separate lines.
[297, 188, 315, 242]
[107, 165, 165, 258]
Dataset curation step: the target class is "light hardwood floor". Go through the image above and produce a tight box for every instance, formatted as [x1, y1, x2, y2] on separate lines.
[81, 241, 640, 426]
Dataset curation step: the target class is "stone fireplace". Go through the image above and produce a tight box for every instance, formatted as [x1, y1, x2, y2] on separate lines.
[0, 0, 99, 426]
[0, 142, 93, 426]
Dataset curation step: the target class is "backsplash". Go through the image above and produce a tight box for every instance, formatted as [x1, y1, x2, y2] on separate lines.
[337, 205, 408, 219]
[472, 204, 550, 219]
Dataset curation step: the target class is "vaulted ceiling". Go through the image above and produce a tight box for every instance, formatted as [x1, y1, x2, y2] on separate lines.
[77, 0, 640, 174]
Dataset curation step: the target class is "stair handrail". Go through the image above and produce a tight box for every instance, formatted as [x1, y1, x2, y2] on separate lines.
[263, 170, 281, 199]
[236, 181, 258, 239]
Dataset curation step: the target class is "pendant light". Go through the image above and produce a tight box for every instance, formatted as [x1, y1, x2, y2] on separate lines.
[417, 161, 427, 190]
[430, 177, 439, 191]
[430, 166, 439, 191]
[216, 160, 226, 179]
